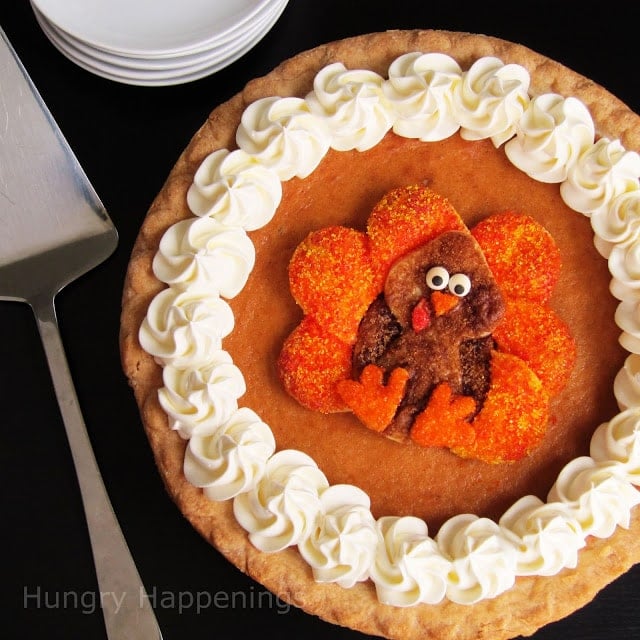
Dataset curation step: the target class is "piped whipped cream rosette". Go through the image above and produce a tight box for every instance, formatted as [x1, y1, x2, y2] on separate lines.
[139, 287, 234, 369]
[305, 62, 394, 152]
[370, 515, 450, 606]
[590, 408, 640, 483]
[152, 216, 256, 296]
[591, 190, 640, 261]
[454, 56, 530, 147]
[236, 97, 331, 179]
[184, 407, 276, 501]
[614, 354, 640, 409]
[187, 148, 282, 230]
[436, 515, 519, 605]
[561, 137, 640, 216]
[498, 496, 585, 576]
[548, 456, 640, 538]
[158, 351, 246, 439]
[384, 52, 463, 142]
[298, 484, 378, 589]
[233, 450, 329, 553]
[137, 50, 640, 608]
[504, 93, 595, 183]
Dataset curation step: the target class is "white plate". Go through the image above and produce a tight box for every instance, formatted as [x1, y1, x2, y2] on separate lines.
[34, 0, 288, 86]
[33, 0, 286, 75]
[32, 0, 276, 56]
[34, 0, 284, 61]
[31, 0, 282, 65]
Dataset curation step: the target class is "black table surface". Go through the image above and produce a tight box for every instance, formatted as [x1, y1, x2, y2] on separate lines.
[2, 2, 639, 639]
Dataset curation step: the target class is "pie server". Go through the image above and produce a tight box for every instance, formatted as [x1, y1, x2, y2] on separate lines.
[0, 27, 161, 640]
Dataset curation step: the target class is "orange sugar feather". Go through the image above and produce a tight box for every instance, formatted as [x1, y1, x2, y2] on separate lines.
[458, 351, 550, 464]
[367, 185, 466, 280]
[288, 226, 380, 343]
[493, 300, 576, 396]
[277, 316, 352, 413]
[471, 212, 561, 305]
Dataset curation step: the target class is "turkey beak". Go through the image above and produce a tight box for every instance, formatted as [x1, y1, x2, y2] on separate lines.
[431, 291, 459, 317]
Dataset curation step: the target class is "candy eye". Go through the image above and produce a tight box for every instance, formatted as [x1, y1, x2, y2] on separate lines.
[448, 273, 471, 297]
[426, 266, 449, 291]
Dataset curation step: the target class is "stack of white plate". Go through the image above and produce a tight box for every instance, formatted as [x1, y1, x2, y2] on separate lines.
[30, 0, 289, 86]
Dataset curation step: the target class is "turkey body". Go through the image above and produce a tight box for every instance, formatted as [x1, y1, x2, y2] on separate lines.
[352, 231, 505, 439]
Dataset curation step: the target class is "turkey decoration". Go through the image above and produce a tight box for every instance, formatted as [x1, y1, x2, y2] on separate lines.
[278, 185, 576, 464]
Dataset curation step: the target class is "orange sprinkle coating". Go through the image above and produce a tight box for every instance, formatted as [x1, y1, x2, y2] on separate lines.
[459, 351, 549, 464]
[493, 300, 576, 396]
[277, 316, 352, 413]
[471, 212, 561, 304]
[410, 383, 477, 449]
[288, 226, 379, 343]
[367, 185, 466, 281]
[337, 365, 410, 432]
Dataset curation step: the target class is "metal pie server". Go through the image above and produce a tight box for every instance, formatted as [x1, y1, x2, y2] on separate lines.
[0, 28, 161, 639]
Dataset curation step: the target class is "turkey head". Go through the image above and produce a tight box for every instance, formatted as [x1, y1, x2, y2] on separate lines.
[352, 230, 505, 439]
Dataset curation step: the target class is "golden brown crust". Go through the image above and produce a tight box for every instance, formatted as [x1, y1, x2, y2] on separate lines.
[120, 30, 640, 640]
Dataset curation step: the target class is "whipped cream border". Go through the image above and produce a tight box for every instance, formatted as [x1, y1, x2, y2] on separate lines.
[138, 52, 640, 607]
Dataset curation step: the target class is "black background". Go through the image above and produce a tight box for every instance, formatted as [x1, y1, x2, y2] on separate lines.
[1, 1, 639, 639]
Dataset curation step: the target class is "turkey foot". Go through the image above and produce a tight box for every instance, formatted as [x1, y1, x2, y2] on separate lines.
[338, 364, 409, 433]
[410, 383, 477, 449]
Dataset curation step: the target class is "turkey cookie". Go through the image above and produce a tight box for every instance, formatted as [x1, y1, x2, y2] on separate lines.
[278, 186, 575, 463]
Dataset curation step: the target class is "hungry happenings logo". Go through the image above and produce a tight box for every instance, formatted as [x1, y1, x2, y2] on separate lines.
[23, 585, 290, 615]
